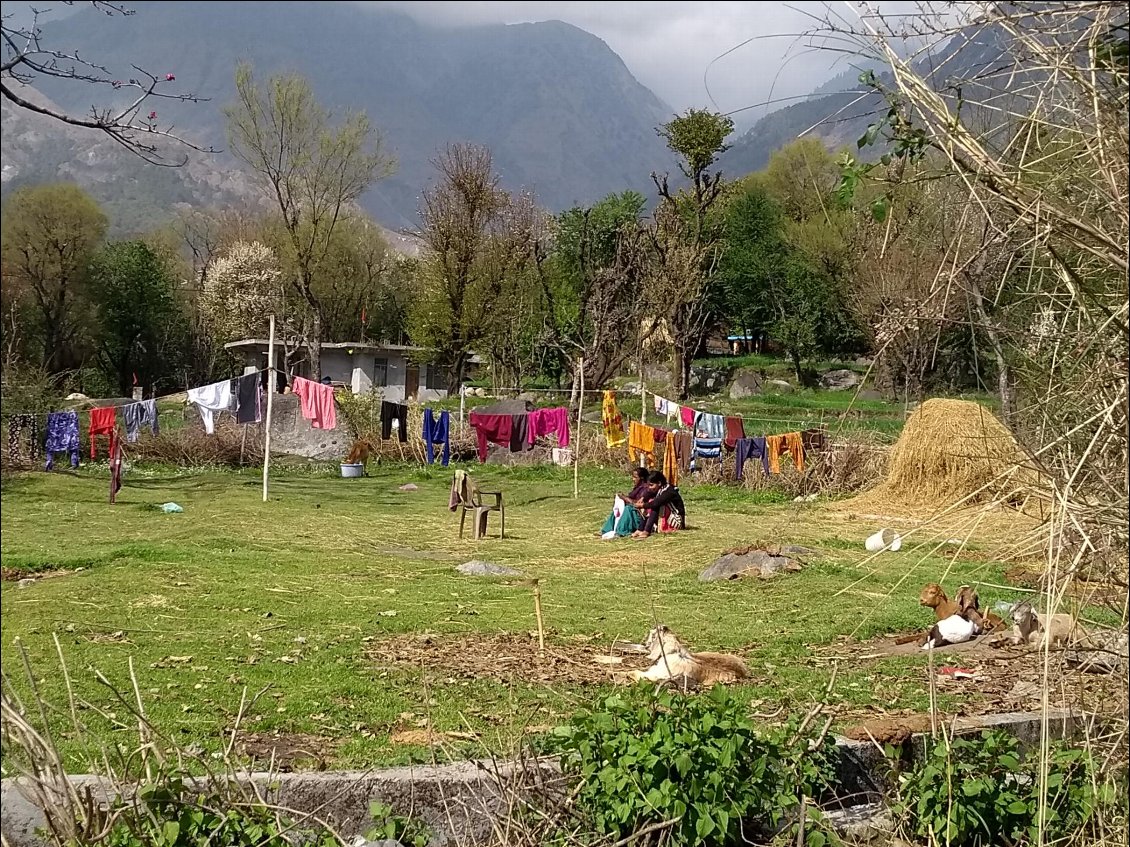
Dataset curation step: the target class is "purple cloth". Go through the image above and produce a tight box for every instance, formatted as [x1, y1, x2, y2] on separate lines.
[735, 436, 769, 480]
[44, 411, 80, 470]
[527, 407, 570, 447]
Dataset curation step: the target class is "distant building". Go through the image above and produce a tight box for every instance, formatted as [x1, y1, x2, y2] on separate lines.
[224, 339, 452, 401]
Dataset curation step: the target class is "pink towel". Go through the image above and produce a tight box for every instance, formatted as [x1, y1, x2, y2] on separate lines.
[527, 406, 570, 447]
[680, 406, 696, 428]
[291, 377, 337, 430]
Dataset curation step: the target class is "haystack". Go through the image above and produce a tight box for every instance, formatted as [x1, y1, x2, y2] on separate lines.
[848, 399, 1040, 513]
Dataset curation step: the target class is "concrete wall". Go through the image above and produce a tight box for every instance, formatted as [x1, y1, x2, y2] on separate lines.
[231, 345, 449, 400]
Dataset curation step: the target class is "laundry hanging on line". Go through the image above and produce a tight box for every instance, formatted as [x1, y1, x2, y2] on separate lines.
[527, 406, 569, 448]
[234, 374, 262, 425]
[122, 399, 159, 442]
[187, 380, 234, 435]
[44, 411, 80, 471]
[291, 376, 337, 430]
[601, 391, 626, 448]
[422, 408, 450, 467]
[7, 413, 41, 463]
[88, 406, 116, 458]
[380, 400, 408, 442]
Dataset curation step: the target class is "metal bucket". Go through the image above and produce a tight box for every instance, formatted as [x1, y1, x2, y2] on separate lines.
[340, 463, 364, 479]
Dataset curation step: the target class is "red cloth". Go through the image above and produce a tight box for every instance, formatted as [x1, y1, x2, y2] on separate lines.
[526, 406, 571, 447]
[470, 412, 512, 463]
[89, 406, 116, 458]
[723, 416, 746, 450]
[291, 376, 337, 430]
[680, 406, 696, 428]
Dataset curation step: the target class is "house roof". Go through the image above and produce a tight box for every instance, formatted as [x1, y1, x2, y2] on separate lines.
[223, 339, 486, 364]
[223, 339, 424, 353]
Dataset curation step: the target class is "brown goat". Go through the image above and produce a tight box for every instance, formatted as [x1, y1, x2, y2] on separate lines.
[919, 583, 960, 621]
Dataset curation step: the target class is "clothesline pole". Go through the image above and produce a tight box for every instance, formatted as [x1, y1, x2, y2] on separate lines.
[574, 357, 584, 499]
[459, 385, 466, 437]
[262, 314, 275, 503]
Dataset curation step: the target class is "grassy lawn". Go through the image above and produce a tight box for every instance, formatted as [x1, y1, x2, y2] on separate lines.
[1, 463, 1030, 771]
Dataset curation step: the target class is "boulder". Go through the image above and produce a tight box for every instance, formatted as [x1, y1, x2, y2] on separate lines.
[729, 369, 764, 399]
[766, 379, 794, 394]
[820, 369, 862, 391]
[456, 561, 523, 577]
[268, 393, 352, 461]
[621, 381, 641, 394]
[857, 389, 884, 401]
[699, 545, 814, 582]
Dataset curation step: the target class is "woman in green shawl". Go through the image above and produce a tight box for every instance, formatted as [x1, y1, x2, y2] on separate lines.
[601, 466, 649, 538]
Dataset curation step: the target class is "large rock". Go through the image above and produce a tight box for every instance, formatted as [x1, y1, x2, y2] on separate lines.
[269, 393, 352, 461]
[765, 379, 794, 394]
[699, 545, 814, 582]
[729, 368, 764, 399]
[820, 369, 862, 391]
[457, 561, 523, 577]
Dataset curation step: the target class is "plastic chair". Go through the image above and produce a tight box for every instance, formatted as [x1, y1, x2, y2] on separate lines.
[457, 474, 505, 540]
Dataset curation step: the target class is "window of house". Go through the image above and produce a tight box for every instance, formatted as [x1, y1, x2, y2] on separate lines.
[373, 357, 389, 387]
[425, 364, 445, 391]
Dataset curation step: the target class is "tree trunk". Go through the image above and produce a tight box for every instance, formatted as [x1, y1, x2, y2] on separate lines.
[307, 312, 323, 381]
[789, 349, 804, 386]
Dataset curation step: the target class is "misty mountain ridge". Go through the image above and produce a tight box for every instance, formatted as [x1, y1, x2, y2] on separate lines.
[3, 1, 677, 230]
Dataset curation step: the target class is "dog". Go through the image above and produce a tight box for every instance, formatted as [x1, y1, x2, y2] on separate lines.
[344, 438, 380, 468]
[631, 625, 749, 688]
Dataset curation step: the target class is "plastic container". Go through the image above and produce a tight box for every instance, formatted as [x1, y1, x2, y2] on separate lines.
[865, 527, 902, 552]
[340, 463, 364, 479]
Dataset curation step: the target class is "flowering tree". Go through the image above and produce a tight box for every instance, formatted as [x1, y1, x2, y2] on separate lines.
[1, 1, 213, 164]
[198, 241, 285, 345]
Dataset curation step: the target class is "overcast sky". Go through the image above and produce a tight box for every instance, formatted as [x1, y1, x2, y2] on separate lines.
[365, 1, 889, 122]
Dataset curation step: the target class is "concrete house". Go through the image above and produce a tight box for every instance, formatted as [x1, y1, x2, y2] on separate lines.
[224, 339, 450, 402]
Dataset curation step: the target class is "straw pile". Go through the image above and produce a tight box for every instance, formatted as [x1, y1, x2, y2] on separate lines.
[847, 398, 1040, 513]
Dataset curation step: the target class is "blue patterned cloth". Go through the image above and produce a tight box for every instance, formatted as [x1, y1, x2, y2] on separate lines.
[44, 411, 80, 470]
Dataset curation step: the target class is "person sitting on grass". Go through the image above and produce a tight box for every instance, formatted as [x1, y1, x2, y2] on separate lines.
[632, 471, 686, 539]
[600, 465, 651, 539]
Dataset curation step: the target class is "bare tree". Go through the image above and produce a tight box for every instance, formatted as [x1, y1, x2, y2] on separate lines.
[225, 62, 394, 380]
[1, 1, 214, 164]
[412, 144, 541, 391]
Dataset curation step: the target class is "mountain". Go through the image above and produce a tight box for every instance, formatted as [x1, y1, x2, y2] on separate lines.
[3, 1, 676, 229]
[721, 24, 1015, 178]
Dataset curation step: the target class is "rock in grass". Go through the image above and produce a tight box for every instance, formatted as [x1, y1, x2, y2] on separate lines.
[699, 545, 813, 582]
[398, 483, 419, 492]
[457, 561, 523, 578]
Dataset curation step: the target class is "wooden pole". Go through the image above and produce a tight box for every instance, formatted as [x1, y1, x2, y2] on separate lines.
[262, 314, 275, 502]
[533, 581, 545, 653]
[574, 357, 583, 499]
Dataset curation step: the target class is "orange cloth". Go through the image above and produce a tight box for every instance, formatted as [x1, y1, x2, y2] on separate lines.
[88, 406, 116, 459]
[765, 434, 784, 474]
[784, 431, 805, 472]
[663, 428, 679, 486]
[766, 432, 805, 474]
[627, 419, 655, 466]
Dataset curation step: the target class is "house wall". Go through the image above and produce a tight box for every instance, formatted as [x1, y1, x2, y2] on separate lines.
[228, 344, 449, 400]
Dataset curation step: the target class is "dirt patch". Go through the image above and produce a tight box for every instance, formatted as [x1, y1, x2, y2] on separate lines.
[237, 731, 335, 771]
[818, 629, 1126, 726]
[1, 567, 76, 582]
[365, 631, 653, 686]
[842, 714, 934, 745]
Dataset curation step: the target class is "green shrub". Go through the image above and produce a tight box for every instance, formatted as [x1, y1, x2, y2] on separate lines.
[896, 729, 1111, 846]
[547, 687, 838, 845]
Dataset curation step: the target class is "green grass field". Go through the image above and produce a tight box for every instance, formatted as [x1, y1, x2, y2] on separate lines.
[0, 461, 1036, 771]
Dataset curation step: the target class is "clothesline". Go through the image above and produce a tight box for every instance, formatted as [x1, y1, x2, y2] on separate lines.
[0, 369, 271, 418]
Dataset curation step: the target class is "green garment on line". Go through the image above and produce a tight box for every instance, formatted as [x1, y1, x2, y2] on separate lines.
[601, 503, 644, 537]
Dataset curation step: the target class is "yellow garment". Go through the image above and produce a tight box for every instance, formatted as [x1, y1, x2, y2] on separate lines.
[602, 390, 626, 448]
[784, 431, 805, 472]
[628, 420, 655, 466]
[765, 434, 784, 475]
[663, 429, 679, 486]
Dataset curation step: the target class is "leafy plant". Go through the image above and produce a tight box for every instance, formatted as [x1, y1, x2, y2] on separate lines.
[365, 800, 431, 847]
[96, 767, 339, 847]
[547, 687, 838, 845]
[896, 729, 1108, 846]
